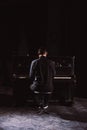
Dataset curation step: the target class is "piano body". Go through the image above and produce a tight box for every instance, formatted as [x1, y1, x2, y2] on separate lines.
[51, 56, 76, 104]
[11, 56, 76, 105]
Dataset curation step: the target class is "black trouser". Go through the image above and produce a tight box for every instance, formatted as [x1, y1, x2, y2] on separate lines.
[33, 92, 52, 108]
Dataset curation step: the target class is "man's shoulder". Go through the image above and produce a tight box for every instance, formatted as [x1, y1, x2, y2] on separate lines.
[31, 58, 39, 64]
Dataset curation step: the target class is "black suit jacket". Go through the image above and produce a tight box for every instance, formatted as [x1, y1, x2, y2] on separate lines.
[29, 56, 56, 92]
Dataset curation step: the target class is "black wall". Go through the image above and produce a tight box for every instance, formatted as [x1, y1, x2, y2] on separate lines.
[0, 1, 87, 98]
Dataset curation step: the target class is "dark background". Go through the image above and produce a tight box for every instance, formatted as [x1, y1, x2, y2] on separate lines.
[0, 1, 87, 98]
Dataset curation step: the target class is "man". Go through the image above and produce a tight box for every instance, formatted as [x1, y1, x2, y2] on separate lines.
[29, 47, 56, 114]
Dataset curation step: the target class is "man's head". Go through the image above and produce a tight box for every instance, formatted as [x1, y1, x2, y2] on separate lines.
[38, 47, 48, 57]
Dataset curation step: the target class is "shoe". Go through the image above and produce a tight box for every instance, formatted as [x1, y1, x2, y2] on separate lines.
[37, 105, 49, 115]
[43, 105, 49, 114]
[44, 109, 49, 114]
[43, 105, 48, 109]
[37, 109, 44, 115]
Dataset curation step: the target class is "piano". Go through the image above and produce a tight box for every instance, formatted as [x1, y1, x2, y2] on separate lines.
[11, 56, 76, 105]
[51, 56, 76, 104]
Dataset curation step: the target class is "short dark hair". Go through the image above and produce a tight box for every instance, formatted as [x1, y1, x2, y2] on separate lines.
[38, 47, 48, 55]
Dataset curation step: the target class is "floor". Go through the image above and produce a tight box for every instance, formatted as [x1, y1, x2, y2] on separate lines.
[0, 97, 87, 130]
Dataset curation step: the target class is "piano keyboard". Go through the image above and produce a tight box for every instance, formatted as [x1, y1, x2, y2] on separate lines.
[54, 76, 72, 79]
[13, 74, 72, 80]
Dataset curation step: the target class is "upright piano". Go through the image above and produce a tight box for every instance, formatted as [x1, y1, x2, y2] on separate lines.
[11, 56, 76, 105]
[51, 56, 76, 104]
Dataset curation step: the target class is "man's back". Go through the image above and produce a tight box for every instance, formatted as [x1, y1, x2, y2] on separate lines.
[29, 56, 55, 92]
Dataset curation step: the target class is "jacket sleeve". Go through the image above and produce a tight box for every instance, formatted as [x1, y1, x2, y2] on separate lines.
[29, 60, 36, 80]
